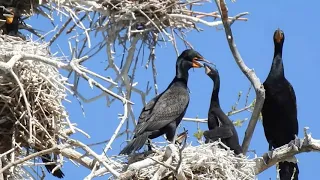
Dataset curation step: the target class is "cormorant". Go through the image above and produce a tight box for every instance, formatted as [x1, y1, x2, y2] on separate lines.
[203, 63, 242, 155]
[119, 49, 209, 155]
[40, 154, 65, 178]
[2, 7, 19, 35]
[261, 28, 299, 180]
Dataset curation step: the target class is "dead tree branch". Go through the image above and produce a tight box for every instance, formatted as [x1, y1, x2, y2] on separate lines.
[254, 127, 320, 175]
[214, 0, 265, 154]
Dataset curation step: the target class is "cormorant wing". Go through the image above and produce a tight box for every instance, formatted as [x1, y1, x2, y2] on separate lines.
[210, 106, 234, 127]
[204, 126, 233, 141]
[135, 87, 189, 135]
[136, 92, 164, 125]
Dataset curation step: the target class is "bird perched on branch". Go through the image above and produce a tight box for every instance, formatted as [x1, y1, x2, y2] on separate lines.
[203, 63, 242, 155]
[261, 28, 299, 180]
[40, 154, 65, 178]
[119, 49, 210, 155]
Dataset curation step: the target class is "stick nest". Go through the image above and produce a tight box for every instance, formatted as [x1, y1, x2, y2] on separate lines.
[115, 142, 256, 180]
[0, 35, 69, 156]
[101, 0, 197, 31]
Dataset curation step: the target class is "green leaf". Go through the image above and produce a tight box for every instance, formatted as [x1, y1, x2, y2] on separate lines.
[193, 130, 204, 140]
[233, 119, 244, 127]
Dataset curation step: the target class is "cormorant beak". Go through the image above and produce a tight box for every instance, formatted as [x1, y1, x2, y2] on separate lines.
[3, 13, 14, 24]
[204, 63, 212, 74]
[175, 130, 188, 145]
[192, 56, 212, 68]
[275, 28, 283, 43]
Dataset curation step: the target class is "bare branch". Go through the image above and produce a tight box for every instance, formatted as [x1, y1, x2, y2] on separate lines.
[214, 0, 265, 154]
[254, 128, 320, 175]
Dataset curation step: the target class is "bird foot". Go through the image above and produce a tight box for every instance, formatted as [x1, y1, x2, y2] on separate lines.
[288, 138, 300, 151]
[265, 150, 274, 164]
[146, 139, 155, 152]
[294, 135, 301, 149]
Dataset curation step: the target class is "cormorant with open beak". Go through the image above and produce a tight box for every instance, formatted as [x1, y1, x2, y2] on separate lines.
[3, 7, 19, 36]
[120, 49, 210, 155]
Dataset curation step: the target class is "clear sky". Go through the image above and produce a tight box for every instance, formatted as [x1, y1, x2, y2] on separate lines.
[24, 0, 319, 179]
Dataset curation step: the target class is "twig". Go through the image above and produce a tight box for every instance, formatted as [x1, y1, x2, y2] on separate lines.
[169, 14, 223, 27]
[102, 100, 129, 154]
[49, 17, 72, 46]
[254, 127, 320, 175]
[0, 146, 59, 174]
[68, 139, 120, 178]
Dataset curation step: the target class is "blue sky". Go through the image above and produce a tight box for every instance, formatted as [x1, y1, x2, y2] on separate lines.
[24, 0, 319, 179]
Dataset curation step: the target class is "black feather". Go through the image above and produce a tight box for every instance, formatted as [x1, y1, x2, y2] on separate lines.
[262, 29, 299, 180]
[41, 154, 65, 179]
[204, 64, 242, 155]
[119, 49, 204, 155]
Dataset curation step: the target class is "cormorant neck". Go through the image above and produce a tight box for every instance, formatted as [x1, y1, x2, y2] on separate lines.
[207, 74, 221, 130]
[210, 74, 220, 106]
[175, 58, 189, 82]
[274, 43, 283, 58]
[270, 43, 284, 77]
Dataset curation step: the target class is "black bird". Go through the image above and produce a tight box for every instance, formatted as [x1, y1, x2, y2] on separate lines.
[119, 49, 209, 155]
[261, 28, 299, 180]
[2, 7, 19, 35]
[203, 64, 242, 155]
[40, 154, 65, 178]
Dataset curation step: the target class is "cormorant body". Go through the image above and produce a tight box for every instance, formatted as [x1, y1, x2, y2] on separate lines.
[203, 64, 242, 155]
[261, 29, 299, 180]
[119, 49, 208, 155]
[2, 7, 19, 35]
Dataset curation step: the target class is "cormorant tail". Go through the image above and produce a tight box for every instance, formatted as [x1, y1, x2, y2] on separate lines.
[41, 154, 65, 178]
[203, 126, 233, 142]
[119, 133, 149, 155]
[279, 161, 299, 180]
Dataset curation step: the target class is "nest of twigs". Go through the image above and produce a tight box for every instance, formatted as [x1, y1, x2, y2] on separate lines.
[0, 35, 68, 162]
[102, 0, 198, 32]
[115, 141, 256, 180]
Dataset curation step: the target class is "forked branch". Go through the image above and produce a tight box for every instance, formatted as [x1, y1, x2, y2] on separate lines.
[254, 127, 320, 175]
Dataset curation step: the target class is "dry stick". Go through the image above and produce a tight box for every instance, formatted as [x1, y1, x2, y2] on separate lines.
[117, 155, 163, 180]
[66, 14, 87, 34]
[183, 103, 253, 123]
[86, 131, 126, 147]
[102, 101, 129, 154]
[10, 52, 131, 105]
[149, 34, 159, 95]
[0, 146, 59, 174]
[7, 64, 34, 144]
[101, 36, 139, 152]
[254, 128, 320, 175]
[86, 36, 140, 179]
[68, 139, 120, 178]
[175, 136, 188, 180]
[170, 28, 179, 57]
[60, 148, 95, 169]
[69, 58, 134, 105]
[169, 14, 223, 27]
[227, 103, 253, 116]
[49, 17, 72, 46]
[214, 0, 265, 154]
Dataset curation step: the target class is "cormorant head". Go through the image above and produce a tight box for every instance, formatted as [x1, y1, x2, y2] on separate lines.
[204, 63, 219, 80]
[177, 49, 211, 69]
[273, 28, 285, 45]
[3, 7, 15, 24]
